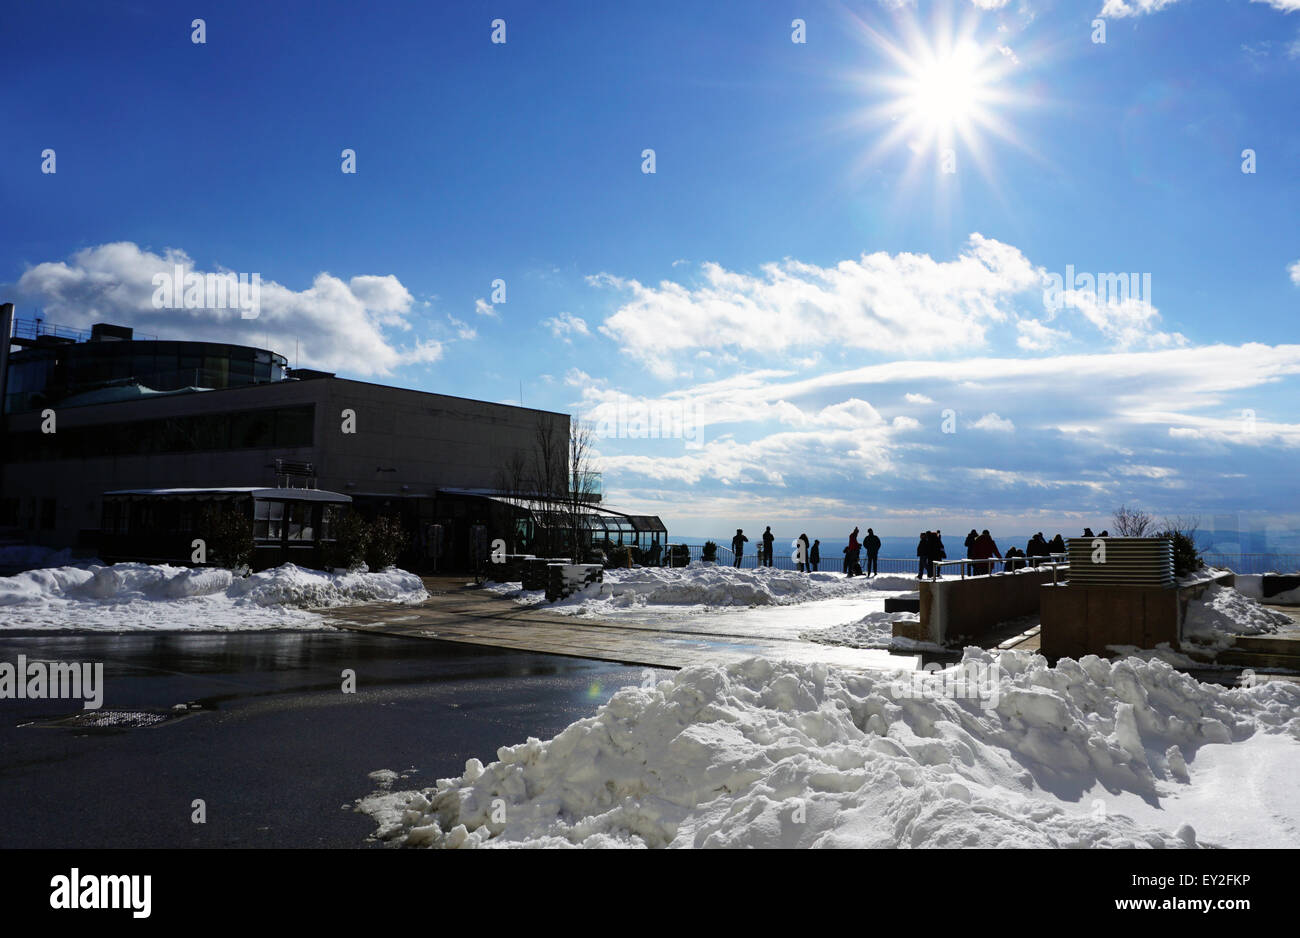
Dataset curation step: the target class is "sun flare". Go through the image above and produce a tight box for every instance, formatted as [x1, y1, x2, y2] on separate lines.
[901, 41, 987, 137]
[845, 10, 1035, 193]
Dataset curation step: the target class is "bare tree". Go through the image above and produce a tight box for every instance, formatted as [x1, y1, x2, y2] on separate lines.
[492, 448, 530, 552]
[563, 418, 600, 563]
[529, 416, 567, 556]
[515, 415, 601, 561]
[1112, 504, 1154, 537]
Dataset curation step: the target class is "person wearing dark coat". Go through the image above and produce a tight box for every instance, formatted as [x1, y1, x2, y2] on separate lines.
[1098, 530, 1109, 537]
[933, 530, 947, 577]
[971, 529, 1001, 575]
[964, 529, 979, 574]
[1004, 546, 1024, 572]
[1082, 528, 1095, 538]
[731, 529, 748, 568]
[863, 528, 882, 577]
[917, 531, 930, 578]
[761, 526, 775, 567]
[1048, 533, 1066, 557]
[810, 540, 820, 572]
[796, 533, 810, 573]
[845, 526, 862, 577]
[1027, 533, 1048, 567]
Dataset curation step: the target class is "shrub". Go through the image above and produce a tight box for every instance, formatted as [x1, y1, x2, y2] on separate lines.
[320, 510, 371, 570]
[197, 504, 253, 570]
[701, 540, 718, 563]
[364, 515, 408, 571]
[1159, 516, 1204, 578]
[605, 545, 634, 568]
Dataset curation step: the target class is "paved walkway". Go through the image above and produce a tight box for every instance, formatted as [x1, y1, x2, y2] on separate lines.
[322, 577, 915, 672]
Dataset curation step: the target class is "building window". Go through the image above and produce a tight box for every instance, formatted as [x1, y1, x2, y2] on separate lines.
[320, 505, 340, 541]
[286, 502, 313, 541]
[254, 500, 283, 542]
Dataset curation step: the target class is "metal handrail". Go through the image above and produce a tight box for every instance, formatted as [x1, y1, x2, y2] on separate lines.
[926, 553, 1068, 583]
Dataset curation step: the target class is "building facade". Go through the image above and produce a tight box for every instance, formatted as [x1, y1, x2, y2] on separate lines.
[0, 309, 576, 568]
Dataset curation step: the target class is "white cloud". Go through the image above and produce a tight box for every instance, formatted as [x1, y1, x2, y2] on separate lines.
[447, 315, 477, 340]
[905, 393, 935, 404]
[592, 233, 1043, 379]
[1016, 318, 1071, 351]
[1102, 0, 1300, 16]
[11, 242, 438, 375]
[574, 342, 1300, 521]
[542, 312, 590, 341]
[1289, 259, 1300, 286]
[474, 297, 498, 317]
[816, 398, 886, 429]
[972, 412, 1016, 432]
[1061, 290, 1185, 350]
[1099, 0, 1180, 16]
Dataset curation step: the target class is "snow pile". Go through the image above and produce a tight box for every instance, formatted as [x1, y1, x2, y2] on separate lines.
[799, 611, 919, 650]
[0, 562, 427, 631]
[359, 649, 1300, 848]
[1234, 574, 1300, 606]
[1183, 584, 1293, 646]
[505, 566, 895, 615]
[860, 574, 923, 590]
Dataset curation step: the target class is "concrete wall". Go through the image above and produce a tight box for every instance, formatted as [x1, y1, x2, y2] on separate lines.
[916, 567, 1063, 645]
[1039, 571, 1234, 660]
[1, 376, 566, 548]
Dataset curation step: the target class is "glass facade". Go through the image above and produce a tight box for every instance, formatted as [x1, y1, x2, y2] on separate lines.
[4, 339, 288, 414]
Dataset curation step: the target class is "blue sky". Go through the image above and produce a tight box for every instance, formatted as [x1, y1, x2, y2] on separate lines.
[2, 0, 1299, 541]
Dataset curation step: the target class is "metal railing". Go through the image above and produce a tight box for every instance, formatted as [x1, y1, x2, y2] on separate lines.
[1201, 553, 1300, 575]
[926, 554, 1069, 583]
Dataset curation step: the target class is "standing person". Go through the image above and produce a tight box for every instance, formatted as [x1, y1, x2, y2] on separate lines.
[971, 529, 1001, 575]
[863, 528, 881, 577]
[761, 526, 775, 568]
[964, 529, 979, 575]
[933, 530, 947, 578]
[916, 531, 930, 578]
[810, 539, 820, 572]
[847, 526, 862, 577]
[1083, 527, 1095, 538]
[1048, 533, 1066, 557]
[796, 533, 810, 572]
[731, 528, 748, 568]
[1026, 533, 1046, 567]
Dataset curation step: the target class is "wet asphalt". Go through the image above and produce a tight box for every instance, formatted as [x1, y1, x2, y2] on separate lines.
[0, 631, 647, 848]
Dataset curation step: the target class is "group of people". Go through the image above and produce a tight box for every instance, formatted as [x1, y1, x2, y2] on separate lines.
[731, 527, 826, 570]
[727, 525, 1104, 577]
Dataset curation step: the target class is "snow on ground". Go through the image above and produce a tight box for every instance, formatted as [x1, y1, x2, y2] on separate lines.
[1182, 584, 1294, 650]
[1234, 574, 1300, 606]
[358, 648, 1300, 849]
[487, 565, 915, 618]
[799, 611, 919, 650]
[0, 562, 428, 631]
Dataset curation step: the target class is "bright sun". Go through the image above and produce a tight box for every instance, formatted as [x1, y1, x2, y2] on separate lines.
[847, 12, 1031, 190]
[903, 41, 986, 136]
